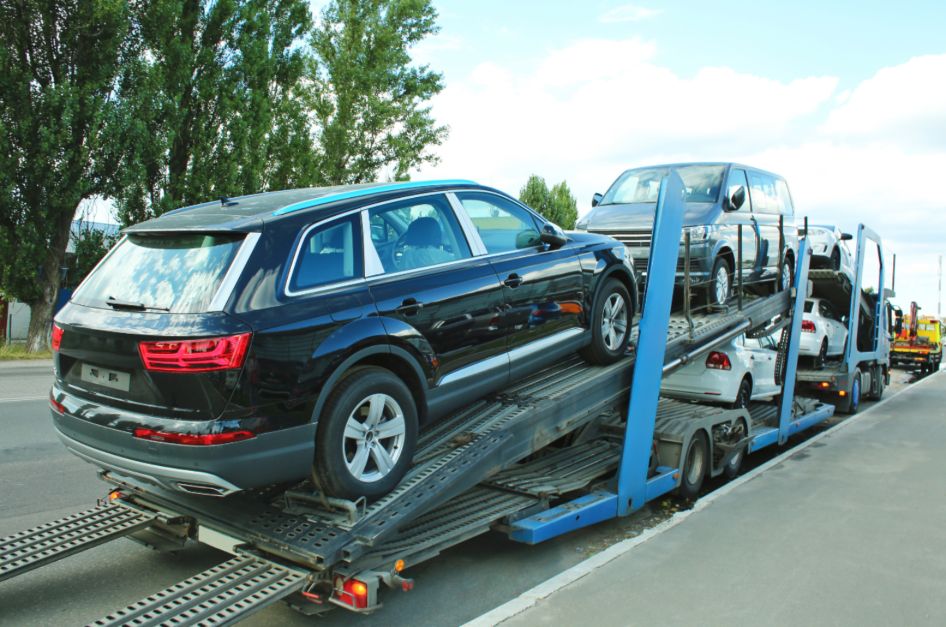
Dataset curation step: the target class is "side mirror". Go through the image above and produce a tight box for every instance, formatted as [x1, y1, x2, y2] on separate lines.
[840, 232, 853, 241]
[724, 185, 745, 212]
[591, 192, 603, 208]
[540, 223, 567, 249]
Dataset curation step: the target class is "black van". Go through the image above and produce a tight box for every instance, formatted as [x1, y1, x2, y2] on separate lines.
[577, 162, 798, 306]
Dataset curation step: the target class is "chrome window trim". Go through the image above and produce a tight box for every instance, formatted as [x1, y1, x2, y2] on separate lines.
[447, 192, 489, 256]
[207, 231, 261, 311]
[281, 187, 553, 299]
[361, 208, 385, 277]
[284, 212, 366, 298]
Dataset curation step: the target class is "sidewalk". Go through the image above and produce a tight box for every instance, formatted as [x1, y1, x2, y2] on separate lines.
[0, 359, 53, 401]
[485, 370, 946, 626]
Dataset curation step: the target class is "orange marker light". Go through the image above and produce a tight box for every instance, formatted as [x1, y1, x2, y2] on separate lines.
[819, 382, 830, 389]
[839, 390, 847, 397]
[394, 559, 405, 573]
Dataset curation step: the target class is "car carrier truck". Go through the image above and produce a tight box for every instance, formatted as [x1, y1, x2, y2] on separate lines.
[0, 173, 840, 623]
[891, 301, 942, 375]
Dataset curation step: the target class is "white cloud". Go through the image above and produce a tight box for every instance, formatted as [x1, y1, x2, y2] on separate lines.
[821, 54, 946, 149]
[415, 43, 946, 312]
[599, 4, 660, 23]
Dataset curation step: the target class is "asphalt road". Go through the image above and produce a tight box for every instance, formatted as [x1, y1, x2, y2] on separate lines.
[0, 361, 921, 626]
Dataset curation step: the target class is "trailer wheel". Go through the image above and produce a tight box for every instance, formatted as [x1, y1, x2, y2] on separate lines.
[581, 279, 632, 365]
[836, 368, 861, 415]
[314, 367, 418, 500]
[723, 419, 748, 480]
[678, 431, 708, 499]
[872, 367, 885, 401]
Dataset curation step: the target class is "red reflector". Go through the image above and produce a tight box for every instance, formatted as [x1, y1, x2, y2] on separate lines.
[801, 320, 816, 333]
[49, 392, 66, 413]
[139, 333, 250, 372]
[51, 324, 64, 351]
[133, 428, 255, 446]
[334, 577, 369, 609]
[705, 351, 732, 370]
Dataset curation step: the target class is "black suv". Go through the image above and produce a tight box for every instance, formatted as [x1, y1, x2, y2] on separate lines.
[51, 180, 638, 500]
[578, 163, 798, 306]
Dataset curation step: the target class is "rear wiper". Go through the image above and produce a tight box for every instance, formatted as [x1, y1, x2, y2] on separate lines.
[106, 296, 170, 312]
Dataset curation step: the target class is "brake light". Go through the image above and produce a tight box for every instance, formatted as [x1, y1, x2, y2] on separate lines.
[801, 320, 816, 333]
[49, 392, 65, 413]
[138, 333, 251, 372]
[705, 351, 732, 370]
[51, 324, 64, 351]
[133, 428, 255, 445]
[334, 576, 370, 609]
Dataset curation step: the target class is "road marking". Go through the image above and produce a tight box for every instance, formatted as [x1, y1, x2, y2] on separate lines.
[466, 371, 941, 627]
[0, 396, 47, 404]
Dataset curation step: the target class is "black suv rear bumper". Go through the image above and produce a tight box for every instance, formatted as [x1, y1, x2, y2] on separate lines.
[52, 408, 315, 497]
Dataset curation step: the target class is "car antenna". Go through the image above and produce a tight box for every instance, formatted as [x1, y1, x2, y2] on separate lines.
[220, 196, 238, 207]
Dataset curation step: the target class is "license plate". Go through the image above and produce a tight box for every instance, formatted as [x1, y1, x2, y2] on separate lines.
[80, 363, 131, 392]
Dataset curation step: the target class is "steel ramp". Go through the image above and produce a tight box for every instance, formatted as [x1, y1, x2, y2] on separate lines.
[0, 503, 155, 583]
[89, 554, 308, 627]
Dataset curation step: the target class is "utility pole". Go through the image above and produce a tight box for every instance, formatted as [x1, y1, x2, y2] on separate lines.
[939, 254, 942, 319]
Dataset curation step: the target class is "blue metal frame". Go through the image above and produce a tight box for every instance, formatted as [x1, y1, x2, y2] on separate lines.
[842, 224, 887, 370]
[508, 178, 843, 544]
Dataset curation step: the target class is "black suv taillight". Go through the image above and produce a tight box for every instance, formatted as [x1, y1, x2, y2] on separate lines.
[138, 333, 251, 372]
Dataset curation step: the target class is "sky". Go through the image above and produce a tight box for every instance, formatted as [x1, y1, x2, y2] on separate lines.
[410, 0, 946, 314]
[81, 0, 946, 314]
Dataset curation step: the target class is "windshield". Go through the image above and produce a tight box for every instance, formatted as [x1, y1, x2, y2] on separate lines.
[73, 233, 245, 313]
[600, 165, 726, 205]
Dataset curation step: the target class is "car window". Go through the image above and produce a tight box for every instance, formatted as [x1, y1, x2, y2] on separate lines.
[368, 194, 471, 272]
[819, 301, 835, 319]
[748, 172, 780, 215]
[290, 214, 363, 292]
[454, 192, 542, 254]
[725, 168, 751, 211]
[601, 165, 725, 205]
[72, 233, 245, 313]
[775, 178, 794, 217]
[804, 300, 814, 313]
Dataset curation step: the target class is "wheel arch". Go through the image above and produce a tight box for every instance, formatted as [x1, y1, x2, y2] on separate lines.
[312, 345, 429, 426]
[593, 266, 638, 319]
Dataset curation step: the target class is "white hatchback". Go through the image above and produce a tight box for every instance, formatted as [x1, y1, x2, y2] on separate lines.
[799, 297, 848, 366]
[661, 334, 782, 408]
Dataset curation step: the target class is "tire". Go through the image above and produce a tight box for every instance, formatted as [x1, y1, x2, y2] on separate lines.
[707, 256, 732, 307]
[872, 367, 885, 401]
[723, 418, 748, 480]
[677, 430, 709, 499]
[836, 368, 861, 415]
[580, 279, 632, 365]
[830, 247, 842, 271]
[816, 339, 828, 369]
[731, 376, 752, 410]
[313, 367, 418, 500]
[778, 258, 794, 293]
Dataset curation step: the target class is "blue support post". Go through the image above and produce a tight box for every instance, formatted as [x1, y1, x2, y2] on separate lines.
[615, 172, 687, 515]
[844, 224, 887, 368]
[776, 237, 812, 444]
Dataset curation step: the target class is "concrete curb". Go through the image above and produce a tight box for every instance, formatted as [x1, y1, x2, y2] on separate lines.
[0, 359, 53, 373]
[466, 371, 941, 627]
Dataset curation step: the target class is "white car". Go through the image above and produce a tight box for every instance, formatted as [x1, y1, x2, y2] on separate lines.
[661, 334, 782, 408]
[799, 297, 848, 366]
[805, 224, 854, 277]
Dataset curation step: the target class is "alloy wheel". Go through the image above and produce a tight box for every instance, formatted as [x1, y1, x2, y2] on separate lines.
[714, 266, 730, 305]
[601, 293, 628, 351]
[342, 393, 407, 483]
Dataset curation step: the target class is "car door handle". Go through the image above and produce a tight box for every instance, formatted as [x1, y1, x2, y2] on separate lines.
[396, 298, 424, 315]
[503, 273, 523, 288]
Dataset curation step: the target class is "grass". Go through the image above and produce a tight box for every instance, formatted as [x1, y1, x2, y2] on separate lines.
[0, 343, 52, 360]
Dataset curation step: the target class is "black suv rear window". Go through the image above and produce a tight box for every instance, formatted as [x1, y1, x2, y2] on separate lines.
[73, 233, 245, 313]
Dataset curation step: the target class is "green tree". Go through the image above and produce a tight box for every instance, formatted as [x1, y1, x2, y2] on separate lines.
[519, 175, 578, 229]
[310, 0, 447, 184]
[106, 0, 315, 224]
[0, 0, 131, 352]
[68, 225, 118, 289]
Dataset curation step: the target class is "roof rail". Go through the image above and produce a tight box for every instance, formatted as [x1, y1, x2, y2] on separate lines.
[271, 179, 478, 217]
